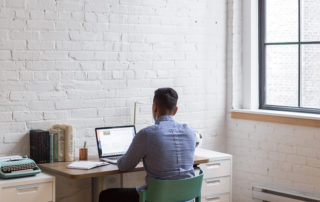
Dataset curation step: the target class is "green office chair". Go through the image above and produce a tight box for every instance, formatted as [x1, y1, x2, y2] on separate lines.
[139, 169, 204, 202]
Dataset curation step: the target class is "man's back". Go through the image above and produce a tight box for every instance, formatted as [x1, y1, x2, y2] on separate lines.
[100, 88, 195, 202]
[117, 115, 196, 189]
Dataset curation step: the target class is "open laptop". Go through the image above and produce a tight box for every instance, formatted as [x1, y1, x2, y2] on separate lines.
[95, 125, 136, 164]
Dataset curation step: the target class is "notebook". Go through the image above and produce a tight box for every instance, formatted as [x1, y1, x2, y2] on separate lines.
[67, 161, 108, 170]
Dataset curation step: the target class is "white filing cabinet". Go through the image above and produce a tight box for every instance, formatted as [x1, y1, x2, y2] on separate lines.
[195, 148, 232, 202]
[0, 173, 55, 202]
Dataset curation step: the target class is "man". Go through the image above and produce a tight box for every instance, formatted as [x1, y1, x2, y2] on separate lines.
[99, 88, 196, 202]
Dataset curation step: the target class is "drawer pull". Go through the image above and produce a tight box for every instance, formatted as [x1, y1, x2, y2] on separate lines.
[16, 184, 39, 193]
[206, 162, 221, 168]
[205, 196, 220, 201]
[205, 179, 221, 185]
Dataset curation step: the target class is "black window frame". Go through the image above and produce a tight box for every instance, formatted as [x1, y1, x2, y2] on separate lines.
[259, 0, 320, 114]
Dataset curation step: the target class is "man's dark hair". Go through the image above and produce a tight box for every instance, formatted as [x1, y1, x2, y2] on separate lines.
[153, 88, 178, 113]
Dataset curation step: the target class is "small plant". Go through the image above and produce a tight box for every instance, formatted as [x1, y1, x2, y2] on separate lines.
[83, 141, 87, 149]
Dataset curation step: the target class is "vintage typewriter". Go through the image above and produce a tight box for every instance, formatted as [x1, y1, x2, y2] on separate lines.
[0, 156, 41, 179]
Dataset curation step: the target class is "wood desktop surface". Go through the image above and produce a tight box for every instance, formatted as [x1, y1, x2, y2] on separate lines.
[39, 155, 209, 179]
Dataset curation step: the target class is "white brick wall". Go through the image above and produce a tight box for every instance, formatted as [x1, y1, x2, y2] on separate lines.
[227, 0, 320, 201]
[0, 0, 227, 157]
[227, 118, 320, 201]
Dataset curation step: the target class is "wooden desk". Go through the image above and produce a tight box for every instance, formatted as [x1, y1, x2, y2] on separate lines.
[39, 155, 209, 202]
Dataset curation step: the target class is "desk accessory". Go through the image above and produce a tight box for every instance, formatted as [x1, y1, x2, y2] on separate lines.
[195, 131, 203, 147]
[67, 161, 108, 170]
[0, 157, 41, 179]
[79, 141, 88, 160]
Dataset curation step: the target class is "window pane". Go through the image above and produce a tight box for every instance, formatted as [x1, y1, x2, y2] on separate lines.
[301, 0, 320, 41]
[266, 0, 298, 42]
[301, 44, 320, 108]
[265, 45, 299, 107]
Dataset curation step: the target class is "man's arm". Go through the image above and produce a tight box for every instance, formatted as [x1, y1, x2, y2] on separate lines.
[117, 129, 146, 171]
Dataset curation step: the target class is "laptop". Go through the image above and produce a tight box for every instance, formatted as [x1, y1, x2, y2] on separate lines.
[95, 125, 136, 164]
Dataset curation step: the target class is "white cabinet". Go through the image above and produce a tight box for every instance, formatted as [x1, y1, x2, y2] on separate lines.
[195, 148, 232, 202]
[0, 173, 55, 202]
[122, 171, 146, 188]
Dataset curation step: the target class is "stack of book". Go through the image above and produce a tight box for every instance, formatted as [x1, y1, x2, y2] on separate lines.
[29, 125, 75, 164]
[30, 130, 50, 164]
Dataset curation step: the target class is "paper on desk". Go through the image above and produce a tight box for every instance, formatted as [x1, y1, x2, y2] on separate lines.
[67, 161, 108, 170]
[0, 155, 23, 162]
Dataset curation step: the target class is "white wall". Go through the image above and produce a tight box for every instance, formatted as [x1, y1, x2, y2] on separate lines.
[0, 0, 228, 157]
[0, 1, 227, 201]
[227, 0, 320, 201]
[227, 118, 320, 201]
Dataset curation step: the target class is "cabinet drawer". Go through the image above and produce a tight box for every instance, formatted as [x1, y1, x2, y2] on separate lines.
[202, 177, 230, 196]
[122, 171, 146, 188]
[2, 181, 53, 202]
[202, 193, 230, 202]
[200, 160, 231, 178]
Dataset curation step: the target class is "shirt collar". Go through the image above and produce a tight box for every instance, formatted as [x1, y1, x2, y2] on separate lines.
[155, 115, 174, 124]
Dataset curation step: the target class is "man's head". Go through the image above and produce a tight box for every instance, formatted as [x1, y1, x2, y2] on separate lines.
[152, 88, 178, 120]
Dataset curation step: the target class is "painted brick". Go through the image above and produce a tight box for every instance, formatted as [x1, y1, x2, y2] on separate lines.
[0, 19, 25, 30]
[19, 71, 34, 80]
[27, 41, 55, 50]
[0, 50, 11, 60]
[71, 108, 98, 118]
[6, 0, 25, 8]
[0, 112, 12, 122]
[0, 1, 228, 201]
[0, 40, 26, 49]
[5, 71, 19, 80]
[26, 0, 56, 10]
[29, 100, 55, 111]
[12, 50, 40, 60]
[9, 31, 40, 40]
[0, 122, 26, 133]
[40, 31, 69, 40]
[27, 20, 55, 30]
[40, 51, 69, 61]
[13, 111, 43, 121]
[9, 91, 37, 101]
[43, 111, 70, 120]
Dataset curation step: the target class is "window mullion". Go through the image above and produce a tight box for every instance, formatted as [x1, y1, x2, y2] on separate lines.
[298, 0, 301, 107]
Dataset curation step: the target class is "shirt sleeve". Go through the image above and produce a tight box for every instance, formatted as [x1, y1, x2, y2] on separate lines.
[117, 129, 147, 171]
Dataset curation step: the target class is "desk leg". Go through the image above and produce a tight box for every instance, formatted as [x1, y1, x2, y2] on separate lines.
[120, 173, 123, 188]
[92, 177, 104, 202]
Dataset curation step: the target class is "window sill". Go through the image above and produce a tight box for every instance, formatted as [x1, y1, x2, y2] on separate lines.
[231, 109, 320, 128]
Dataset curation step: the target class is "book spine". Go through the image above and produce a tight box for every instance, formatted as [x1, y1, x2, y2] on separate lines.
[47, 131, 50, 163]
[39, 131, 43, 164]
[57, 128, 65, 162]
[30, 130, 42, 163]
[42, 131, 45, 164]
[30, 131, 35, 162]
[64, 125, 75, 162]
[49, 132, 53, 163]
[53, 133, 58, 162]
[35, 132, 39, 163]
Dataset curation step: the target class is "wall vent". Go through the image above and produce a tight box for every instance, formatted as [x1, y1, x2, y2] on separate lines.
[252, 185, 320, 202]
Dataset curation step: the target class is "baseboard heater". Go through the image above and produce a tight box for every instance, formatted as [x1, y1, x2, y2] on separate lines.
[252, 185, 320, 202]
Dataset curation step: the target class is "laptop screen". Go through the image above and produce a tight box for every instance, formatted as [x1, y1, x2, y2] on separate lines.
[95, 125, 136, 157]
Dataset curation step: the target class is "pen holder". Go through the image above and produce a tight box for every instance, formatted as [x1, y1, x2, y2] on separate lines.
[79, 148, 88, 160]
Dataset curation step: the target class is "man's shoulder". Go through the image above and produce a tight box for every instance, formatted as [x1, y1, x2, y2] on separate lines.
[139, 124, 159, 134]
[173, 121, 194, 132]
[140, 122, 194, 133]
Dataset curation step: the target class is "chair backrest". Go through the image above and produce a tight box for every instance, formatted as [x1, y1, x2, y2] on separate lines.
[139, 169, 203, 202]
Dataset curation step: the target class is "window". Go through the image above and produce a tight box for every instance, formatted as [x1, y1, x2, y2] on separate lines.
[259, 0, 320, 113]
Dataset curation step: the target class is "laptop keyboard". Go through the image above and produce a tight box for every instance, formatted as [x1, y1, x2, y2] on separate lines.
[107, 156, 122, 161]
